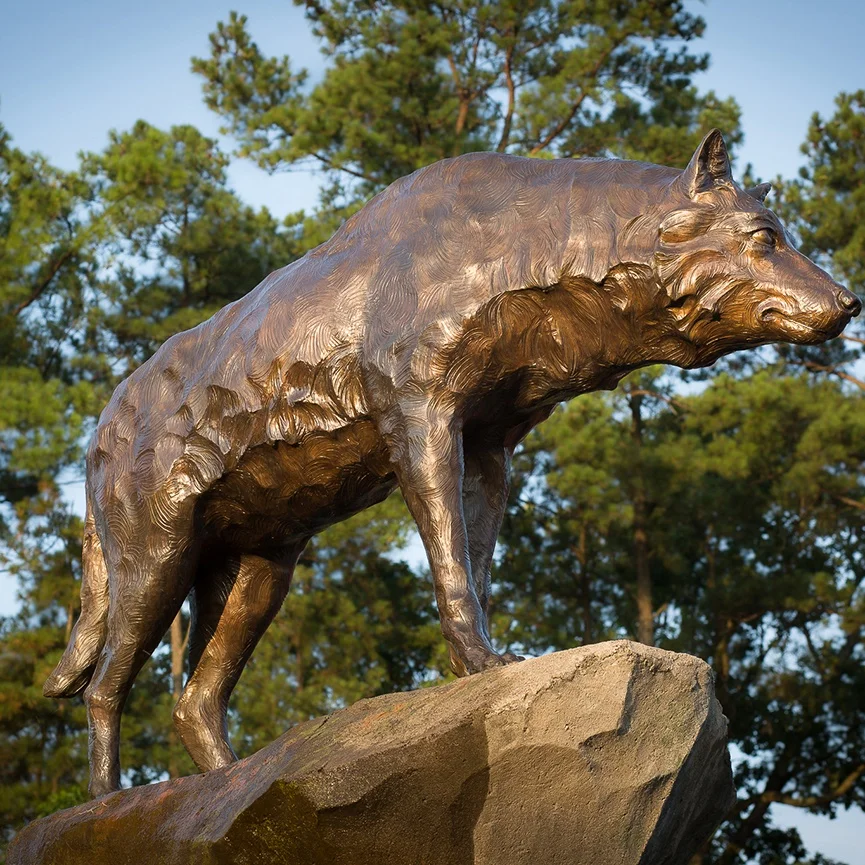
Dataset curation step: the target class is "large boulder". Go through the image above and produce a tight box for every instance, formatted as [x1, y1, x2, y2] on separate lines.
[8, 641, 735, 865]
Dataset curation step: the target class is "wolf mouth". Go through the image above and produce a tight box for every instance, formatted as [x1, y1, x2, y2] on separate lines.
[760, 310, 847, 341]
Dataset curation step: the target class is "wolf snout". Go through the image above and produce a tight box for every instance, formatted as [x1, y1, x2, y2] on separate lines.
[836, 289, 862, 316]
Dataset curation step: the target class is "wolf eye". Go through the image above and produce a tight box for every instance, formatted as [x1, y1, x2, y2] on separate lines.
[750, 228, 777, 248]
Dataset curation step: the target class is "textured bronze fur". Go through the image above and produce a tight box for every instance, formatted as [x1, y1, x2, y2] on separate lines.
[45, 131, 860, 797]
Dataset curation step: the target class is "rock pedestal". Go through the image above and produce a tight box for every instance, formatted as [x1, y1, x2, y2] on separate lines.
[8, 641, 735, 865]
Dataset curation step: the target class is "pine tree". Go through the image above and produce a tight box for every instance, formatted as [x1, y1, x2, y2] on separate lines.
[192, 0, 741, 204]
[494, 369, 865, 864]
[771, 91, 865, 391]
[0, 125, 107, 849]
[5, 7, 864, 865]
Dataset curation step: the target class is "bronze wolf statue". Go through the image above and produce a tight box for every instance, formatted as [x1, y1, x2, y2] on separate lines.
[45, 130, 860, 797]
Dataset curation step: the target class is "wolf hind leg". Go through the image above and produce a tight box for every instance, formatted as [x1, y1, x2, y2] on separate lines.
[84, 503, 200, 798]
[174, 543, 307, 773]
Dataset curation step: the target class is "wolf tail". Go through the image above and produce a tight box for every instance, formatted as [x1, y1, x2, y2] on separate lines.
[43, 496, 109, 698]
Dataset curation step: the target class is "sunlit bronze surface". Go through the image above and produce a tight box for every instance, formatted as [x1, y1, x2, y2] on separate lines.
[44, 130, 860, 797]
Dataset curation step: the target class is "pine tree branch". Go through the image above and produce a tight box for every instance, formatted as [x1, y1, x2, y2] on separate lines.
[496, 43, 516, 153]
[724, 739, 864, 862]
[838, 624, 862, 665]
[528, 39, 623, 156]
[799, 621, 827, 676]
[442, 4, 485, 151]
[802, 359, 865, 391]
[625, 388, 685, 412]
[446, 54, 471, 146]
[309, 151, 376, 183]
[758, 764, 865, 809]
[829, 492, 865, 511]
[9, 247, 76, 318]
[9, 190, 138, 319]
[720, 759, 792, 864]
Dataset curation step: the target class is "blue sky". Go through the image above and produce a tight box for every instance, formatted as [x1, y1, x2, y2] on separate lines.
[1, 1, 864, 860]
[3, 0, 865, 212]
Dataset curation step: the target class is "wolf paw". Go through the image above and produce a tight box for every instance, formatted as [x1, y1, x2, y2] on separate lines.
[450, 644, 525, 677]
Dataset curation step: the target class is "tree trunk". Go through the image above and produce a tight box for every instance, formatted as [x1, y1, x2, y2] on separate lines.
[630, 394, 654, 646]
[64, 600, 75, 644]
[168, 611, 185, 779]
[578, 523, 592, 644]
[705, 529, 732, 716]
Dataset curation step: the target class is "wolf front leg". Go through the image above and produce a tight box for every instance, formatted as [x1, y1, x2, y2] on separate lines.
[463, 444, 511, 623]
[456, 443, 524, 676]
[396, 414, 521, 676]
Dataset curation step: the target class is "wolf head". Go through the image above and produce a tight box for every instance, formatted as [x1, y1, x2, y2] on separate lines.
[652, 129, 860, 366]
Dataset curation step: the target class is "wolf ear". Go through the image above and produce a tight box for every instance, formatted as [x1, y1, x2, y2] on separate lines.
[681, 129, 733, 198]
[745, 182, 772, 203]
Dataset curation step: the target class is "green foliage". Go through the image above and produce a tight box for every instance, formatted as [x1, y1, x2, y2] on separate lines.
[192, 0, 741, 200]
[0, 126, 104, 854]
[0, 125, 103, 514]
[0, 614, 89, 853]
[495, 369, 865, 863]
[84, 120, 306, 369]
[769, 92, 865, 391]
[787, 91, 865, 294]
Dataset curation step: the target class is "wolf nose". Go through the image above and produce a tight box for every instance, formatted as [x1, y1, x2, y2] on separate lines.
[837, 289, 862, 316]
